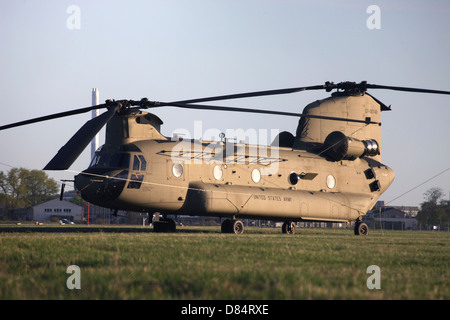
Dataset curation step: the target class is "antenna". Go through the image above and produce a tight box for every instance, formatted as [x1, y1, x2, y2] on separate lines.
[91, 88, 100, 160]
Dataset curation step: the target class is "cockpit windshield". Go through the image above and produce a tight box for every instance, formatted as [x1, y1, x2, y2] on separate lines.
[89, 152, 131, 169]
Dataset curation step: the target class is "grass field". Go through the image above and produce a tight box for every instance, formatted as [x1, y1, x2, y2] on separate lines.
[0, 225, 448, 300]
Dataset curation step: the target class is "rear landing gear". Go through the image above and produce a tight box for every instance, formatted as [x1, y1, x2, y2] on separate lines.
[282, 221, 296, 234]
[221, 219, 245, 234]
[354, 221, 369, 235]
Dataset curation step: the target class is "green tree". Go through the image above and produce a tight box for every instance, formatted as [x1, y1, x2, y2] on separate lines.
[0, 168, 58, 210]
[416, 187, 449, 227]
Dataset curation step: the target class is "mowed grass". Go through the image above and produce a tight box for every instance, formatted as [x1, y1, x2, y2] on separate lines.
[0, 226, 448, 299]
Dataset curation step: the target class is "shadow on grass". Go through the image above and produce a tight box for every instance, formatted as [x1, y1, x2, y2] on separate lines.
[0, 225, 222, 234]
[0, 225, 357, 235]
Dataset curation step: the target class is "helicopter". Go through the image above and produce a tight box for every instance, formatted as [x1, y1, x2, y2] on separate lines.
[1, 81, 449, 235]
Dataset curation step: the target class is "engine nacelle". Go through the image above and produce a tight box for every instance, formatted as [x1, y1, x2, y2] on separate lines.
[323, 131, 379, 161]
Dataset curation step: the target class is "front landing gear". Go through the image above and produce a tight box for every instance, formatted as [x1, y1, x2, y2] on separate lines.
[221, 219, 245, 234]
[152, 213, 176, 233]
[153, 218, 176, 232]
[354, 220, 369, 235]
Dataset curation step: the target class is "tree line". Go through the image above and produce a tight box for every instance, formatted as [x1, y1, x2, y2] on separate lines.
[416, 187, 450, 228]
[0, 167, 59, 210]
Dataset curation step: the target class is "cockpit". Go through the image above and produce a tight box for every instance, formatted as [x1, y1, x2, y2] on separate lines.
[89, 144, 146, 170]
[85, 144, 147, 191]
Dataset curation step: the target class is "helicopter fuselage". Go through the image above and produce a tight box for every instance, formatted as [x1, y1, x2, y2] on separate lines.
[74, 137, 394, 224]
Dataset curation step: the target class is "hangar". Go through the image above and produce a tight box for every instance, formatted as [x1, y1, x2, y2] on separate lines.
[32, 198, 83, 223]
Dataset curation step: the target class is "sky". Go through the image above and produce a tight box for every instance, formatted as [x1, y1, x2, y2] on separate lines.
[0, 0, 449, 207]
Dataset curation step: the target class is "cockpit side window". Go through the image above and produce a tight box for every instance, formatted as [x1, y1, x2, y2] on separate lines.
[139, 155, 147, 171]
[133, 155, 140, 171]
[127, 174, 144, 189]
[132, 154, 147, 171]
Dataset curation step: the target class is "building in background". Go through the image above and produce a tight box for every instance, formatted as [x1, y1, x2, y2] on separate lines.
[33, 198, 83, 223]
[364, 201, 419, 230]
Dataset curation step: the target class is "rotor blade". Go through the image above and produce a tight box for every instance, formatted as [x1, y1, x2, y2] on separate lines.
[0, 104, 107, 131]
[168, 84, 327, 105]
[151, 102, 380, 125]
[43, 105, 119, 170]
[366, 84, 450, 95]
[168, 82, 450, 105]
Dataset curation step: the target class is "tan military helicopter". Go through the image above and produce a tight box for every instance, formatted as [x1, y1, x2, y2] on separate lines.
[2, 81, 449, 235]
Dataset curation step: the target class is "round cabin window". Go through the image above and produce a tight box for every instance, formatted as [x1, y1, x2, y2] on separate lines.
[172, 163, 183, 178]
[251, 169, 261, 183]
[213, 165, 223, 180]
[326, 174, 336, 189]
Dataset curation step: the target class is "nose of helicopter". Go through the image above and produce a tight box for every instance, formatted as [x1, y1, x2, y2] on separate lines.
[74, 169, 128, 205]
[373, 165, 395, 194]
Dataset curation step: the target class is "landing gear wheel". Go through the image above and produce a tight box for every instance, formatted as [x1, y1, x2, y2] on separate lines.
[166, 218, 176, 232]
[232, 219, 245, 234]
[354, 221, 369, 235]
[221, 219, 232, 233]
[153, 218, 176, 233]
[282, 221, 296, 234]
[221, 219, 244, 234]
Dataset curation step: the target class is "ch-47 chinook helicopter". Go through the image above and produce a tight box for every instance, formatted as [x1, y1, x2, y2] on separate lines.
[1, 81, 449, 235]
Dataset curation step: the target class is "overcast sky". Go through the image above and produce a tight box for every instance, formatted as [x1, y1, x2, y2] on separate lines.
[1, 0, 449, 207]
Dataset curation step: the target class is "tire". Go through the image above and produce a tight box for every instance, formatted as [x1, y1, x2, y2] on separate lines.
[153, 218, 176, 233]
[166, 218, 176, 232]
[354, 222, 369, 235]
[232, 220, 245, 234]
[153, 221, 164, 233]
[221, 219, 232, 233]
[221, 219, 244, 234]
[282, 221, 296, 234]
